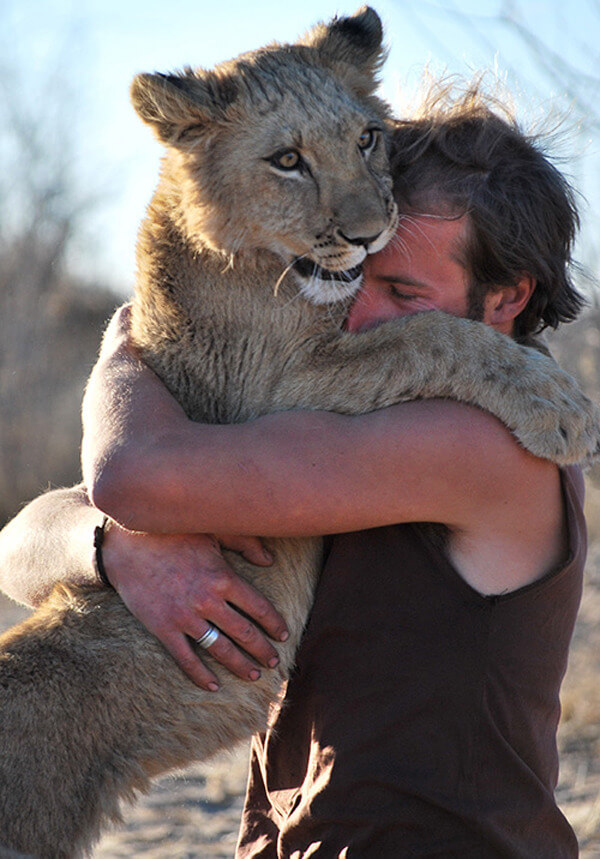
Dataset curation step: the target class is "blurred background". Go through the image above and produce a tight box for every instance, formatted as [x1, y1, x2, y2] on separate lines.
[1, 1, 599, 854]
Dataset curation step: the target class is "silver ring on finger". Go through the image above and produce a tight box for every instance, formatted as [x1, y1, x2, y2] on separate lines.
[196, 624, 219, 650]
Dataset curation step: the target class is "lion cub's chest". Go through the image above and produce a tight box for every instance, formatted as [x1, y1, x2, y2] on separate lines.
[134, 254, 346, 426]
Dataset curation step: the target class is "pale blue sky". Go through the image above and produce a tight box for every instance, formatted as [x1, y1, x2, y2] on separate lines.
[4, 0, 599, 293]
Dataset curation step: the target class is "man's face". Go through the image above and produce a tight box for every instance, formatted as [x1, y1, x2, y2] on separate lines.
[346, 214, 483, 333]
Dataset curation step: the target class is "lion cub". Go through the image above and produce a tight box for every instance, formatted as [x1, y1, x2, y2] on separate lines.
[0, 7, 598, 858]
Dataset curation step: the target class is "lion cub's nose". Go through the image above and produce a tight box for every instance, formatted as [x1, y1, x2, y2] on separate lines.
[338, 229, 383, 248]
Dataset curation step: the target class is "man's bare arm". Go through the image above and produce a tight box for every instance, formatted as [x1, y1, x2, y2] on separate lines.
[0, 483, 288, 690]
[82, 308, 569, 589]
[83, 310, 540, 540]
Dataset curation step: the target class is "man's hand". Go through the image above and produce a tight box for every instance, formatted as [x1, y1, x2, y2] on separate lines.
[101, 525, 288, 691]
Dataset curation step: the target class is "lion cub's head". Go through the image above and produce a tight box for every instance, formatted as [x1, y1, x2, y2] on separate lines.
[131, 7, 398, 305]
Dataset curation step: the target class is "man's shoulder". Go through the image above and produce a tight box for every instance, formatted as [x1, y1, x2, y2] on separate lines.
[437, 402, 567, 595]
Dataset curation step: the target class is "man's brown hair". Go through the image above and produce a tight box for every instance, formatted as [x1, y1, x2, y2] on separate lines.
[390, 80, 585, 338]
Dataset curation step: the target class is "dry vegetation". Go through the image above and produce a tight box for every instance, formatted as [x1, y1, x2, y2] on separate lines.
[0, 276, 117, 521]
[0, 35, 119, 522]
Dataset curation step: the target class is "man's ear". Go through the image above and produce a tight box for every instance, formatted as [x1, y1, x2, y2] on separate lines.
[485, 274, 536, 328]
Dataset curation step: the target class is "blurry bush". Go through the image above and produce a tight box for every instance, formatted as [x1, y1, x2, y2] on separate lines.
[0, 268, 117, 525]
[0, 27, 119, 526]
[548, 307, 600, 407]
[549, 306, 600, 541]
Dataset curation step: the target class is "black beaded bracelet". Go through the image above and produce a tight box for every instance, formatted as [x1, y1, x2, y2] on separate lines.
[93, 515, 114, 588]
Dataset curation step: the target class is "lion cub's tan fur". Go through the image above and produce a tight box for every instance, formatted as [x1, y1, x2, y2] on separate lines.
[0, 8, 599, 858]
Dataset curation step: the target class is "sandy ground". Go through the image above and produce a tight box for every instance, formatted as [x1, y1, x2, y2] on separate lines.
[1, 543, 600, 857]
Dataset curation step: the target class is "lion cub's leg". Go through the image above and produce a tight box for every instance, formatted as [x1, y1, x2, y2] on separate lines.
[277, 311, 600, 467]
[0, 538, 319, 857]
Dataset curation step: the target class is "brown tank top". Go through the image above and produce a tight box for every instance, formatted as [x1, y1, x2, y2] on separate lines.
[237, 467, 586, 858]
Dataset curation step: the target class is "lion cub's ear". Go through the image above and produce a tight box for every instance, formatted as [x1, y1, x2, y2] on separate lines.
[130, 69, 237, 146]
[300, 6, 386, 96]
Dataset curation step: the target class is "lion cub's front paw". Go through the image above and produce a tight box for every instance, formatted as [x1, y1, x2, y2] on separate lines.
[510, 346, 600, 467]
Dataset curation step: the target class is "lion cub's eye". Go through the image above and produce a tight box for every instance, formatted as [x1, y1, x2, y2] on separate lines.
[270, 150, 302, 171]
[358, 129, 377, 153]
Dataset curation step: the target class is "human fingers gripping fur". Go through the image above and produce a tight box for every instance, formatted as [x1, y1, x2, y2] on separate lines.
[102, 528, 284, 684]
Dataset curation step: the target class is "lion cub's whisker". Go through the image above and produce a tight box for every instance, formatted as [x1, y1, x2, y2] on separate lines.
[274, 255, 306, 297]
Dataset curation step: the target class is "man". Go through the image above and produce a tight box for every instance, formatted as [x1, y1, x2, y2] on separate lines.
[0, 85, 589, 855]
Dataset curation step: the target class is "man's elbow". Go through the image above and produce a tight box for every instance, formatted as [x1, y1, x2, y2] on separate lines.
[87, 451, 139, 528]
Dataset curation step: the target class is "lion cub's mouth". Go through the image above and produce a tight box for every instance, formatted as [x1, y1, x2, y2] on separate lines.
[293, 258, 363, 283]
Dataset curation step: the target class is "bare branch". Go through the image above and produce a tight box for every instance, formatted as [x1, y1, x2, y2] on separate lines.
[497, 12, 600, 130]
